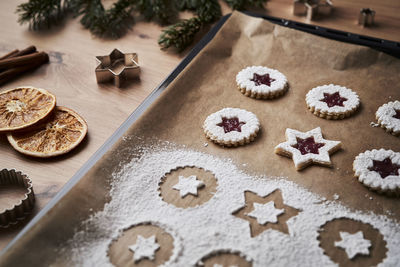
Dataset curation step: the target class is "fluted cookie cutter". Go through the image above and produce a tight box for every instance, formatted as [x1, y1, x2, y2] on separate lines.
[95, 49, 140, 87]
[358, 8, 375, 27]
[0, 169, 35, 227]
[293, 0, 333, 20]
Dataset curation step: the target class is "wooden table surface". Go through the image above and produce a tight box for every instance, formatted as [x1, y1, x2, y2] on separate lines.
[0, 0, 399, 252]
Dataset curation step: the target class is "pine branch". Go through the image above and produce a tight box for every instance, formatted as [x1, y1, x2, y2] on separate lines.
[16, 0, 69, 30]
[194, 0, 221, 23]
[158, 17, 203, 52]
[133, 0, 177, 25]
[224, 0, 266, 10]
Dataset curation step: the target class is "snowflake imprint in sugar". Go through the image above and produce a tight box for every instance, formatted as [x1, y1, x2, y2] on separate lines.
[62, 147, 400, 266]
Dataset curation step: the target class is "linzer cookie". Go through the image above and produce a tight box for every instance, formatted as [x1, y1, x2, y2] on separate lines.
[376, 101, 400, 136]
[203, 108, 260, 147]
[306, 84, 360, 120]
[353, 149, 400, 196]
[236, 66, 288, 99]
[274, 127, 341, 170]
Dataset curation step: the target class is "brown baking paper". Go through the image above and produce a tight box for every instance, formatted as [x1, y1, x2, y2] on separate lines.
[1, 11, 400, 267]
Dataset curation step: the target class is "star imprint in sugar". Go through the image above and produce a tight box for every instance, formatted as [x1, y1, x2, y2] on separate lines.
[334, 231, 371, 259]
[233, 189, 300, 237]
[246, 202, 284, 225]
[128, 235, 160, 262]
[274, 127, 341, 170]
[172, 175, 205, 198]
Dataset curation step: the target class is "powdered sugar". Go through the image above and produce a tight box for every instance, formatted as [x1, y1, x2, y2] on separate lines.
[236, 66, 287, 95]
[353, 149, 400, 191]
[334, 231, 371, 259]
[60, 145, 400, 266]
[376, 101, 400, 135]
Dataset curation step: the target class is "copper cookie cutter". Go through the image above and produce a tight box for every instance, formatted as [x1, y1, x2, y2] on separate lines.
[358, 8, 375, 27]
[0, 169, 35, 227]
[95, 49, 140, 87]
[293, 0, 333, 20]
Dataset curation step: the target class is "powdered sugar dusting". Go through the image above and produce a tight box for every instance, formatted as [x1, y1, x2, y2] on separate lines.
[58, 145, 400, 266]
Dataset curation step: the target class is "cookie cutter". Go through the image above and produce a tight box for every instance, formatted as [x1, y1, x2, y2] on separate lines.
[0, 169, 35, 227]
[358, 8, 375, 27]
[293, 0, 333, 20]
[95, 49, 140, 88]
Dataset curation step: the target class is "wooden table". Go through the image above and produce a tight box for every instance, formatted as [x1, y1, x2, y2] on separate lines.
[0, 0, 399, 251]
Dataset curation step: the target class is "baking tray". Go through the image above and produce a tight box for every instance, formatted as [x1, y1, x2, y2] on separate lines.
[1, 11, 400, 265]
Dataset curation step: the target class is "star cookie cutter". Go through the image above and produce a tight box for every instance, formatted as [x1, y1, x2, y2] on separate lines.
[0, 169, 35, 227]
[293, 0, 333, 20]
[358, 8, 375, 27]
[95, 49, 140, 87]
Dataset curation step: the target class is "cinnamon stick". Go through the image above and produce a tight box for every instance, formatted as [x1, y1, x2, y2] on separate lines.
[0, 49, 19, 60]
[0, 54, 49, 86]
[12, 46, 37, 58]
[0, 51, 48, 70]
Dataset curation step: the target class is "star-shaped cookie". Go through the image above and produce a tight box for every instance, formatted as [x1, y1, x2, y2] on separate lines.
[274, 127, 341, 170]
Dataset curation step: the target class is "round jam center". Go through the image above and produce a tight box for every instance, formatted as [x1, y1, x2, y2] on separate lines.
[217, 117, 246, 133]
[368, 157, 400, 178]
[250, 73, 275, 86]
[292, 137, 325, 155]
[393, 109, 400, 120]
[320, 92, 348, 108]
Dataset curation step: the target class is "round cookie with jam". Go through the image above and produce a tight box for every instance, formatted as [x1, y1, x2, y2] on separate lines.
[353, 149, 400, 196]
[306, 84, 360, 120]
[236, 66, 288, 99]
[203, 108, 260, 147]
[376, 101, 400, 136]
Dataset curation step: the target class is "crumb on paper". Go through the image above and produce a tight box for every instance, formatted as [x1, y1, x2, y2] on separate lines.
[203, 142, 208, 147]
[333, 194, 339, 200]
[370, 122, 379, 127]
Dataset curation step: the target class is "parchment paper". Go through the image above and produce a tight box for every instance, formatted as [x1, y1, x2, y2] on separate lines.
[1, 11, 400, 266]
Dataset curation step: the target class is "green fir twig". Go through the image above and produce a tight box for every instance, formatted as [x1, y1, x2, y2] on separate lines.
[16, 0, 268, 52]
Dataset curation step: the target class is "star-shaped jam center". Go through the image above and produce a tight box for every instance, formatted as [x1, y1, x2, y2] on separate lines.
[320, 92, 348, 108]
[292, 137, 325, 155]
[217, 117, 246, 133]
[368, 157, 400, 178]
[250, 73, 275, 86]
[393, 109, 400, 119]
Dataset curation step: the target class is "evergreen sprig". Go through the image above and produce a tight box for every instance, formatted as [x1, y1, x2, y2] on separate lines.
[16, 0, 70, 30]
[16, 0, 267, 51]
[158, 17, 203, 52]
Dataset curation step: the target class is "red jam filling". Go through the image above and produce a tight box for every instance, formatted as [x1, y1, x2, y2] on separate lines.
[292, 137, 325, 155]
[217, 117, 246, 133]
[368, 157, 400, 178]
[320, 92, 348, 108]
[251, 73, 275, 86]
[393, 109, 400, 119]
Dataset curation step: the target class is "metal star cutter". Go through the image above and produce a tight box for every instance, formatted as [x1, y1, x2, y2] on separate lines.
[95, 49, 140, 87]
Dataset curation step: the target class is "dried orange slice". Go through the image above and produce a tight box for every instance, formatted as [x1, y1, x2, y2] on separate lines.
[7, 106, 88, 158]
[0, 87, 56, 132]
